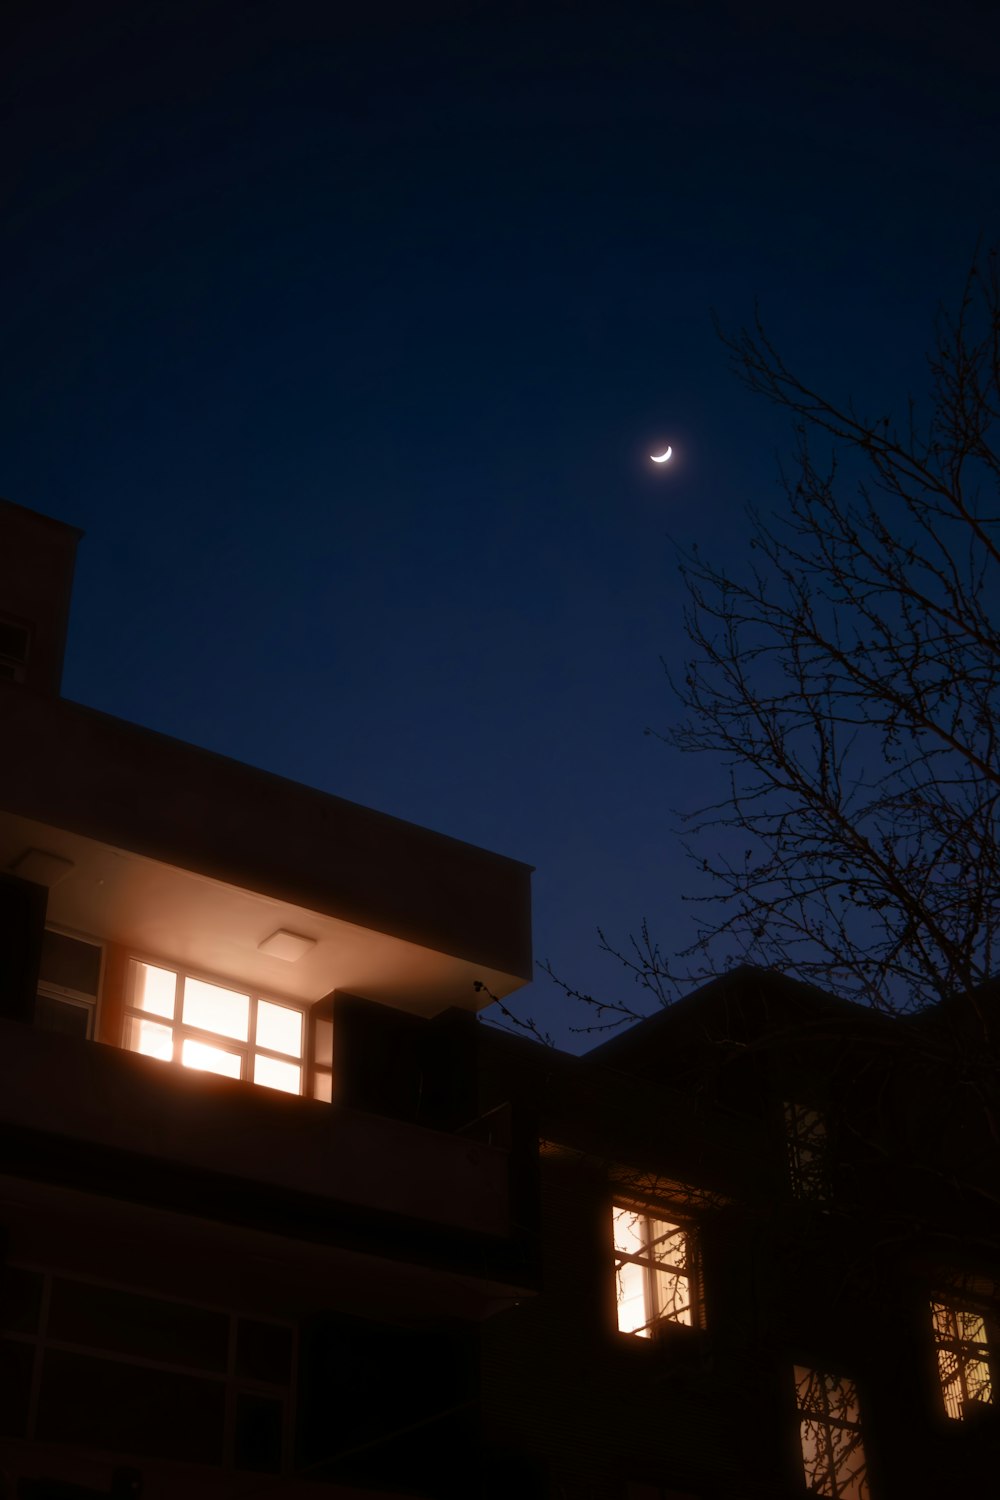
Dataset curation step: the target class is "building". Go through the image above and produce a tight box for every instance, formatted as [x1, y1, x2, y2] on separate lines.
[2, 499, 998, 1499]
[0, 498, 537, 1499]
[471, 968, 1000, 1499]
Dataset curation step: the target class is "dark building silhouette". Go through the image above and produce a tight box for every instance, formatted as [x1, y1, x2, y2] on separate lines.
[1, 499, 997, 1499]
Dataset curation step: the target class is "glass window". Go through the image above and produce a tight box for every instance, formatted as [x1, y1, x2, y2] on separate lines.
[182, 1037, 243, 1079]
[182, 978, 250, 1041]
[123, 960, 306, 1096]
[794, 1366, 869, 1499]
[784, 1101, 831, 1201]
[613, 1205, 699, 1337]
[2, 1268, 293, 1471]
[253, 1055, 301, 1095]
[133, 962, 177, 1019]
[35, 993, 93, 1041]
[128, 1015, 173, 1063]
[931, 1299, 994, 1420]
[39, 930, 102, 997]
[256, 1000, 303, 1058]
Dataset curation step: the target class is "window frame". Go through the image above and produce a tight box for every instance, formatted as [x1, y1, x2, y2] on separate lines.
[0, 1261, 295, 1471]
[793, 1364, 870, 1500]
[612, 1200, 703, 1339]
[122, 955, 307, 1096]
[784, 1100, 831, 1202]
[37, 924, 106, 1042]
[930, 1289, 996, 1421]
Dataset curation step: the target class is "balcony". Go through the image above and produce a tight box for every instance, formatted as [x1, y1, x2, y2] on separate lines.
[0, 1018, 525, 1311]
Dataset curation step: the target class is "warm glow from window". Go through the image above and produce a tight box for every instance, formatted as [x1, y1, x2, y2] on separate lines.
[123, 961, 306, 1096]
[253, 1054, 302, 1094]
[128, 1015, 173, 1062]
[182, 1037, 243, 1079]
[613, 1205, 696, 1337]
[931, 1301, 994, 1419]
[182, 978, 250, 1041]
[133, 962, 176, 1019]
[256, 1000, 302, 1057]
[794, 1366, 869, 1500]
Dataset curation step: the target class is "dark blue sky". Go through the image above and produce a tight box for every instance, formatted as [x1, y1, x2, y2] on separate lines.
[4, 1, 998, 1046]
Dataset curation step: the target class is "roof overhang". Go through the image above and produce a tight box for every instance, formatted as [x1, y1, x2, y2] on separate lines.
[0, 683, 532, 1011]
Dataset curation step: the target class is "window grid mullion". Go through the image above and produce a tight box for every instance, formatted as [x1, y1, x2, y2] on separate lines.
[173, 972, 186, 1065]
[124, 960, 305, 1093]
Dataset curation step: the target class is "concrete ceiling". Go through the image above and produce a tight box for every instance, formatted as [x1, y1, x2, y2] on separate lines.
[1, 811, 524, 1014]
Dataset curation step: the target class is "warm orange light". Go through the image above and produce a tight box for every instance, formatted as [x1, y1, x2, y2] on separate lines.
[182, 978, 250, 1041]
[133, 962, 176, 1019]
[613, 1206, 694, 1335]
[128, 1015, 173, 1062]
[253, 1055, 301, 1094]
[257, 1000, 303, 1058]
[181, 1037, 242, 1079]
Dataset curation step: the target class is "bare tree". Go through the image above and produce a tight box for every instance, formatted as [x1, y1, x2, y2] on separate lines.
[643, 249, 1000, 1016]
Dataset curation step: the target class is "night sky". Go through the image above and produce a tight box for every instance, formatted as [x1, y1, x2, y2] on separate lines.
[4, 1, 998, 1048]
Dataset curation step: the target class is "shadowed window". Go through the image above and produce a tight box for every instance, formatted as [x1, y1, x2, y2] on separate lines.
[36, 928, 103, 1040]
[124, 959, 305, 1095]
[931, 1297, 994, 1420]
[1, 1266, 293, 1470]
[0, 615, 30, 681]
[794, 1365, 869, 1499]
[784, 1101, 831, 1202]
[613, 1204, 700, 1337]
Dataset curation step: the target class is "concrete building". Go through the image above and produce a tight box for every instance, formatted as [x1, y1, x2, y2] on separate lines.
[2, 500, 998, 1499]
[0, 499, 536, 1498]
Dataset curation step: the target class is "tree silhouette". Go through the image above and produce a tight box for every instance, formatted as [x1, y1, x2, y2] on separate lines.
[639, 249, 999, 1018]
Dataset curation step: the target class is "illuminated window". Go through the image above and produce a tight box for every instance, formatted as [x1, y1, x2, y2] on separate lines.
[931, 1298, 994, 1420]
[124, 960, 305, 1095]
[784, 1101, 830, 1201]
[794, 1366, 869, 1500]
[613, 1204, 700, 1338]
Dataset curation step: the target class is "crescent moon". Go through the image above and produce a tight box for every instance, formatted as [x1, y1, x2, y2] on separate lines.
[650, 446, 672, 463]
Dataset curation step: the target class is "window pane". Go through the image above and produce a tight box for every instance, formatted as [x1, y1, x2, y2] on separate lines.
[133, 962, 176, 1019]
[932, 1300, 993, 1418]
[36, 993, 92, 1040]
[956, 1308, 989, 1344]
[128, 1016, 173, 1062]
[253, 1055, 301, 1095]
[613, 1207, 645, 1257]
[182, 1038, 242, 1079]
[795, 1368, 869, 1500]
[616, 1259, 649, 1336]
[648, 1220, 687, 1270]
[183, 978, 249, 1041]
[965, 1356, 993, 1406]
[40, 931, 102, 996]
[256, 1000, 303, 1058]
[651, 1267, 692, 1325]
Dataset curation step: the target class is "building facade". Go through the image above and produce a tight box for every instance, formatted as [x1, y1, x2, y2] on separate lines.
[1, 500, 997, 1498]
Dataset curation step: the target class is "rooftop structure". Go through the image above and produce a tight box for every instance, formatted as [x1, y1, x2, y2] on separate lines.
[1, 500, 997, 1500]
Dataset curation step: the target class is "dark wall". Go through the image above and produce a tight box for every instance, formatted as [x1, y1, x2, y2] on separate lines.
[0, 871, 46, 1024]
